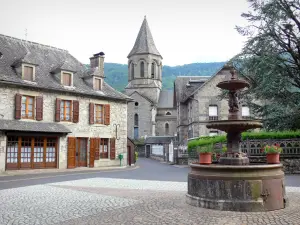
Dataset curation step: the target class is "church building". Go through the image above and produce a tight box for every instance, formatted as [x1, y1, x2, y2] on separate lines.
[126, 17, 177, 140]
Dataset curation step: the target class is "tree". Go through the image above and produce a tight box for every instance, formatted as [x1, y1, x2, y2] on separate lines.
[234, 0, 300, 130]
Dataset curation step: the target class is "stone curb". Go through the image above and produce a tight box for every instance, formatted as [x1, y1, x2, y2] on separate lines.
[0, 165, 139, 177]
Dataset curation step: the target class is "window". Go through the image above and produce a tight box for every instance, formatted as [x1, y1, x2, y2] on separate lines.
[100, 138, 109, 158]
[131, 63, 134, 79]
[62, 72, 72, 86]
[209, 131, 218, 136]
[134, 114, 138, 127]
[95, 104, 104, 124]
[135, 102, 139, 106]
[60, 100, 72, 121]
[209, 105, 218, 120]
[166, 112, 171, 115]
[151, 63, 155, 78]
[134, 127, 139, 139]
[6, 136, 57, 170]
[165, 123, 169, 135]
[242, 106, 250, 119]
[21, 95, 34, 119]
[94, 78, 101, 91]
[23, 66, 34, 81]
[140, 61, 144, 77]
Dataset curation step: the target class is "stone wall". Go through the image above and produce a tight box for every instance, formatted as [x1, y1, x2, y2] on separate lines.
[282, 159, 300, 174]
[0, 85, 128, 170]
[127, 92, 153, 139]
[0, 132, 6, 172]
[155, 108, 177, 136]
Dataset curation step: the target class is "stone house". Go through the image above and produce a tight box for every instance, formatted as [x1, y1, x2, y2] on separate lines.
[174, 64, 253, 149]
[125, 17, 177, 140]
[0, 34, 132, 172]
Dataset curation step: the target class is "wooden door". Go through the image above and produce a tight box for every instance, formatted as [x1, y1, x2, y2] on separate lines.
[127, 146, 131, 166]
[67, 137, 76, 168]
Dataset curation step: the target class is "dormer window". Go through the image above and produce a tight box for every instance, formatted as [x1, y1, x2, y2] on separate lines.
[62, 72, 72, 86]
[94, 77, 102, 91]
[22, 64, 35, 81]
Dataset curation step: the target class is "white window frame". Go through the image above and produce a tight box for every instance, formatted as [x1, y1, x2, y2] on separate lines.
[209, 105, 218, 116]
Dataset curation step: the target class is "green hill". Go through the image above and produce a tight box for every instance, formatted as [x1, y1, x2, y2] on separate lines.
[102, 62, 225, 91]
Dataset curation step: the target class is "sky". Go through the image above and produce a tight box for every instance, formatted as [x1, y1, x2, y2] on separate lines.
[0, 0, 250, 66]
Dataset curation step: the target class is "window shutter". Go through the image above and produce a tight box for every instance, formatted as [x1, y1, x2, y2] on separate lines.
[55, 98, 61, 122]
[104, 104, 110, 125]
[89, 103, 94, 124]
[73, 100, 79, 123]
[67, 137, 76, 169]
[89, 138, 95, 168]
[110, 138, 116, 160]
[15, 94, 22, 120]
[36, 96, 43, 121]
[95, 138, 100, 160]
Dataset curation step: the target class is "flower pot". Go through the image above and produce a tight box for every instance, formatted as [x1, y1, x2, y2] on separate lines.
[266, 153, 280, 164]
[199, 153, 212, 165]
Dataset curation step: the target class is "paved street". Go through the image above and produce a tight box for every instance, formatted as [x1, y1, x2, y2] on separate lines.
[0, 158, 300, 225]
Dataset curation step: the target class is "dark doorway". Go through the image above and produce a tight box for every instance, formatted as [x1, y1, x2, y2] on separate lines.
[146, 145, 150, 158]
[127, 146, 132, 166]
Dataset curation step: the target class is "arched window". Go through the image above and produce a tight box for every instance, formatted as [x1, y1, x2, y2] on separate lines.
[131, 63, 135, 79]
[134, 114, 139, 127]
[134, 113, 139, 139]
[166, 112, 171, 115]
[165, 123, 169, 135]
[140, 61, 144, 77]
[151, 62, 155, 78]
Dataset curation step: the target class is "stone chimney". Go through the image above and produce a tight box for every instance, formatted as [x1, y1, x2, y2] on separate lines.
[89, 52, 105, 77]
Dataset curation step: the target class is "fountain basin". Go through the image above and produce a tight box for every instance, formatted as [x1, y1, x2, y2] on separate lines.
[186, 163, 288, 212]
[207, 120, 262, 132]
[217, 79, 250, 91]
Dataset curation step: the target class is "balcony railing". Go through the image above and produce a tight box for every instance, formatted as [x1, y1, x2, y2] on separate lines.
[208, 116, 219, 121]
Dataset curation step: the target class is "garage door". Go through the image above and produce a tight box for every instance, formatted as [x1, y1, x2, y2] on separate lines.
[6, 136, 58, 170]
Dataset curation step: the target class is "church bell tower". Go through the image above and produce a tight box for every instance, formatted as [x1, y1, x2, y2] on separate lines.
[125, 16, 163, 104]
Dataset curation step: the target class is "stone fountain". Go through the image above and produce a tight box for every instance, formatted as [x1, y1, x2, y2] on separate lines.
[186, 66, 287, 212]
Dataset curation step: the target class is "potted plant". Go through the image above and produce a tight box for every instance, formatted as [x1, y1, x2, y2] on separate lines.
[197, 144, 213, 165]
[262, 144, 282, 164]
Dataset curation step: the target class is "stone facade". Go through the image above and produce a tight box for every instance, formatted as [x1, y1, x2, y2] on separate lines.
[0, 85, 128, 172]
[175, 66, 254, 148]
[155, 108, 177, 136]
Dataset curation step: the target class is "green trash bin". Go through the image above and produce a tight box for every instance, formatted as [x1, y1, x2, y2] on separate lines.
[118, 154, 124, 166]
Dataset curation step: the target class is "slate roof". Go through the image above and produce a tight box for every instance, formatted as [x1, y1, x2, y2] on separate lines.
[0, 119, 71, 133]
[128, 16, 162, 58]
[0, 34, 131, 101]
[174, 76, 209, 103]
[157, 90, 174, 108]
[145, 136, 174, 144]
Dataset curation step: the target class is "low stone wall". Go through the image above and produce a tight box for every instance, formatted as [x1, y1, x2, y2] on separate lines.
[282, 159, 300, 174]
[177, 157, 189, 165]
[150, 154, 164, 162]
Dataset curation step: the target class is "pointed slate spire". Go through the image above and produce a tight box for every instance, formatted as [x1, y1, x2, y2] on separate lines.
[128, 16, 162, 58]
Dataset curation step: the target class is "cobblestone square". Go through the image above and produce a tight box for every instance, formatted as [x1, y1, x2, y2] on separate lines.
[1, 177, 300, 225]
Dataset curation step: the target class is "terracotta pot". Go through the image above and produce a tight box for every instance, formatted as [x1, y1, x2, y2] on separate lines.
[266, 153, 280, 164]
[199, 153, 212, 165]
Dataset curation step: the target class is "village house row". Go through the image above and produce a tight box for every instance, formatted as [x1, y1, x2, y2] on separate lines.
[0, 34, 134, 171]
